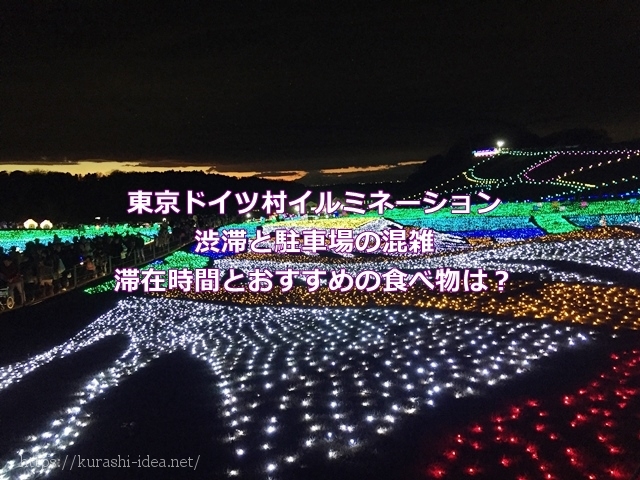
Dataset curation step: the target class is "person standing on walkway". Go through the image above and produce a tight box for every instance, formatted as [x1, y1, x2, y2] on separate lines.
[0, 255, 26, 306]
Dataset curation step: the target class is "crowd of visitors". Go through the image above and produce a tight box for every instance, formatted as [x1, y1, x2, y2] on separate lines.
[0, 219, 195, 306]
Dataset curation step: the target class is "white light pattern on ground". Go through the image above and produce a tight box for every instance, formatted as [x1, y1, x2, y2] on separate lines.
[0, 297, 596, 479]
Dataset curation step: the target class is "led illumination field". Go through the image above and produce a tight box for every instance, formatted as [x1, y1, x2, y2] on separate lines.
[212, 236, 640, 287]
[214, 197, 640, 243]
[567, 213, 640, 228]
[158, 281, 640, 331]
[20, 168, 640, 479]
[426, 149, 640, 199]
[385, 199, 640, 235]
[0, 297, 596, 480]
[423, 349, 640, 479]
[0, 224, 161, 252]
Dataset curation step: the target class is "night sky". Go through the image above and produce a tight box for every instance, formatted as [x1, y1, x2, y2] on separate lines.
[1, 1, 639, 176]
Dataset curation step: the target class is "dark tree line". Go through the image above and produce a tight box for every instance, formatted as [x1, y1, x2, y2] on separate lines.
[0, 170, 402, 223]
[0, 171, 306, 223]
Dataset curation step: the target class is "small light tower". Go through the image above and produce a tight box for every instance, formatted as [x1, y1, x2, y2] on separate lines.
[496, 140, 505, 150]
